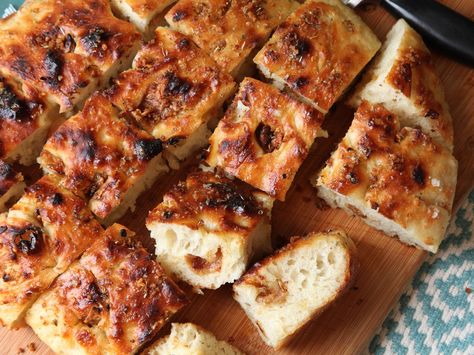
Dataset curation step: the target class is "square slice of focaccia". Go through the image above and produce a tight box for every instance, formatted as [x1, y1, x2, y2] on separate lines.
[0, 175, 103, 328]
[0, 75, 59, 166]
[314, 101, 457, 253]
[38, 93, 168, 226]
[0, 160, 25, 212]
[148, 323, 243, 354]
[106, 27, 236, 168]
[254, 0, 381, 114]
[26, 224, 188, 355]
[146, 170, 273, 290]
[207, 78, 325, 201]
[0, 0, 141, 112]
[111, 0, 177, 33]
[348, 19, 454, 151]
[165, 0, 299, 78]
[233, 230, 358, 349]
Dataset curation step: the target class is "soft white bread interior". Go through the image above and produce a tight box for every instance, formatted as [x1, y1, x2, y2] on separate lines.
[146, 170, 273, 290]
[148, 323, 243, 355]
[111, 0, 176, 34]
[348, 19, 453, 151]
[233, 230, 358, 349]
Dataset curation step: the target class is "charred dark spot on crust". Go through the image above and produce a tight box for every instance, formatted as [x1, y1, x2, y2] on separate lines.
[11, 57, 33, 80]
[255, 122, 279, 153]
[64, 34, 77, 53]
[81, 27, 110, 53]
[203, 182, 261, 215]
[66, 130, 96, 162]
[293, 76, 309, 89]
[41, 49, 64, 88]
[50, 192, 64, 206]
[2, 273, 10, 282]
[0, 161, 15, 180]
[177, 38, 190, 50]
[425, 109, 439, 119]
[264, 49, 279, 62]
[172, 10, 186, 21]
[284, 31, 311, 60]
[163, 210, 173, 219]
[119, 228, 127, 238]
[0, 81, 36, 122]
[11, 226, 43, 255]
[412, 164, 425, 186]
[166, 136, 185, 146]
[348, 172, 358, 184]
[164, 72, 192, 97]
[134, 138, 163, 161]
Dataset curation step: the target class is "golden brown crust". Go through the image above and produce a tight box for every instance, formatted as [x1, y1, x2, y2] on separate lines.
[147, 169, 270, 233]
[0, 0, 140, 111]
[106, 27, 235, 144]
[0, 75, 54, 161]
[0, 160, 23, 197]
[0, 175, 103, 328]
[318, 101, 457, 249]
[387, 47, 454, 146]
[26, 224, 188, 354]
[254, 0, 380, 113]
[165, 0, 299, 75]
[39, 93, 165, 221]
[207, 78, 324, 201]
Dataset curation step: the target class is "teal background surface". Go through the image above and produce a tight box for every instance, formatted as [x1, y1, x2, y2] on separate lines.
[1, 1, 472, 353]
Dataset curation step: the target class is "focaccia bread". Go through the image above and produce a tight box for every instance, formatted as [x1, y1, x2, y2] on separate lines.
[349, 19, 454, 151]
[26, 224, 188, 355]
[111, 0, 177, 33]
[0, 175, 103, 328]
[107, 27, 236, 168]
[165, 0, 299, 77]
[146, 170, 273, 290]
[254, 0, 381, 113]
[314, 101, 457, 253]
[148, 323, 243, 355]
[0, 160, 25, 212]
[0, 0, 141, 112]
[0, 75, 59, 165]
[39, 93, 168, 226]
[233, 230, 358, 349]
[207, 78, 325, 201]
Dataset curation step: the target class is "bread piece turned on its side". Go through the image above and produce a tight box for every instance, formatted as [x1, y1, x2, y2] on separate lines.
[348, 19, 453, 151]
[146, 170, 273, 290]
[233, 230, 358, 349]
[148, 323, 243, 355]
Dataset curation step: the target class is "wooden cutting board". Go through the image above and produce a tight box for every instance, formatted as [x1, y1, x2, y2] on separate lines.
[1, 1, 473, 354]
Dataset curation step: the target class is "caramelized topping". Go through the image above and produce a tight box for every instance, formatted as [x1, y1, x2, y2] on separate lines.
[255, 123, 279, 153]
[11, 226, 43, 255]
[134, 138, 163, 161]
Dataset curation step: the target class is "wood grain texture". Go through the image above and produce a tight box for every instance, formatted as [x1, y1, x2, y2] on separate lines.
[1, 1, 473, 354]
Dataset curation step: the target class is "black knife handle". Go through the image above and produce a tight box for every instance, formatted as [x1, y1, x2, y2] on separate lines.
[382, 0, 474, 66]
